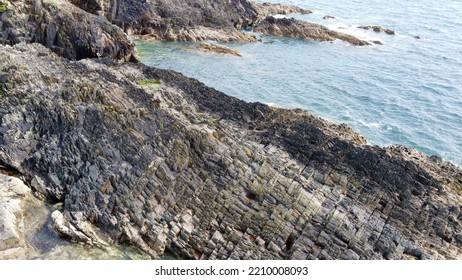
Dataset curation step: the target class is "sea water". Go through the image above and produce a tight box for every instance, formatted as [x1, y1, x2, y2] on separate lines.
[136, 0, 462, 166]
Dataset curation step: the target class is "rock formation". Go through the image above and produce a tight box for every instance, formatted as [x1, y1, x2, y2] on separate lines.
[1, 42, 462, 260]
[70, 0, 259, 42]
[251, 2, 312, 21]
[1, 0, 372, 50]
[195, 42, 242, 57]
[254, 16, 371, 46]
[358, 25, 396, 35]
[0, 0, 138, 61]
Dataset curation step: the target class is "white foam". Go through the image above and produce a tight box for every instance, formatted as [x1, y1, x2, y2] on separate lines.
[326, 23, 383, 43]
[311, 10, 323, 15]
[358, 119, 381, 129]
[273, 14, 286, 19]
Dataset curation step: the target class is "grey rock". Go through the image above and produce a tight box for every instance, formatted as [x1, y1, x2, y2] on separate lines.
[2, 42, 462, 260]
[0, 0, 138, 61]
[358, 25, 396, 35]
[254, 16, 370, 46]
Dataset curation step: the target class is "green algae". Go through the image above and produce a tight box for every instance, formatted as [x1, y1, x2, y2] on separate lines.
[138, 79, 161, 87]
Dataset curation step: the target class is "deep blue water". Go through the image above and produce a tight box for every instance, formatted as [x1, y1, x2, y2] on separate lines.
[136, 0, 462, 166]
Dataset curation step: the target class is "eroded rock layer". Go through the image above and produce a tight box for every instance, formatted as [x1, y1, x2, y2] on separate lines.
[1, 43, 462, 260]
[72, 0, 259, 42]
[254, 16, 371, 46]
[1, 0, 372, 50]
[0, 0, 137, 61]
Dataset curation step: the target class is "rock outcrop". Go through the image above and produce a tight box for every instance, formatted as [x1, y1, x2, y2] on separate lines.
[254, 16, 370, 46]
[66, 0, 315, 43]
[1, 0, 378, 48]
[0, 0, 138, 61]
[358, 25, 396, 35]
[251, 2, 312, 21]
[195, 42, 242, 57]
[1, 43, 462, 260]
[70, 0, 259, 42]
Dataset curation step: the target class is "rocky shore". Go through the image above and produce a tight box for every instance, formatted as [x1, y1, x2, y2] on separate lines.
[254, 16, 371, 46]
[1, 0, 375, 53]
[1, 0, 462, 260]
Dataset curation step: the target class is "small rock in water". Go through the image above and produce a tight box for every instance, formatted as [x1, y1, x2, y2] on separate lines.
[196, 42, 242, 57]
[323, 15, 335, 20]
[358, 25, 395, 35]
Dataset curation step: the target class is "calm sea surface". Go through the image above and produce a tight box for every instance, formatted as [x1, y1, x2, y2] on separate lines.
[136, 0, 462, 166]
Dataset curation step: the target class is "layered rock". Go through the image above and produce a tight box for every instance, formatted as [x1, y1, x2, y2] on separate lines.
[71, 0, 259, 42]
[0, 170, 150, 260]
[0, 0, 137, 61]
[254, 16, 370, 46]
[1, 43, 462, 260]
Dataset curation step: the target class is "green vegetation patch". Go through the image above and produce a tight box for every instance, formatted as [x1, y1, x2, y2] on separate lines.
[0, 82, 9, 98]
[0, 1, 8, 13]
[138, 79, 161, 87]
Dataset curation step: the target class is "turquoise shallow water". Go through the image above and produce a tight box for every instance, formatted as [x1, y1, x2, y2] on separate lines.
[136, 0, 462, 166]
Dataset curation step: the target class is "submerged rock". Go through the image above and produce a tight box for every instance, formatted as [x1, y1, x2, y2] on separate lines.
[358, 25, 396, 35]
[1, 43, 462, 260]
[254, 16, 370, 46]
[196, 42, 242, 57]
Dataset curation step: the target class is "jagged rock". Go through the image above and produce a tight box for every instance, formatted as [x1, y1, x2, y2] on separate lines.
[71, 0, 259, 42]
[1, 43, 462, 260]
[254, 16, 370, 46]
[69, 0, 311, 43]
[136, 25, 257, 43]
[358, 25, 395, 35]
[0, 0, 138, 61]
[251, 2, 312, 21]
[196, 42, 242, 57]
[414, 35, 421, 39]
[51, 210, 109, 248]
